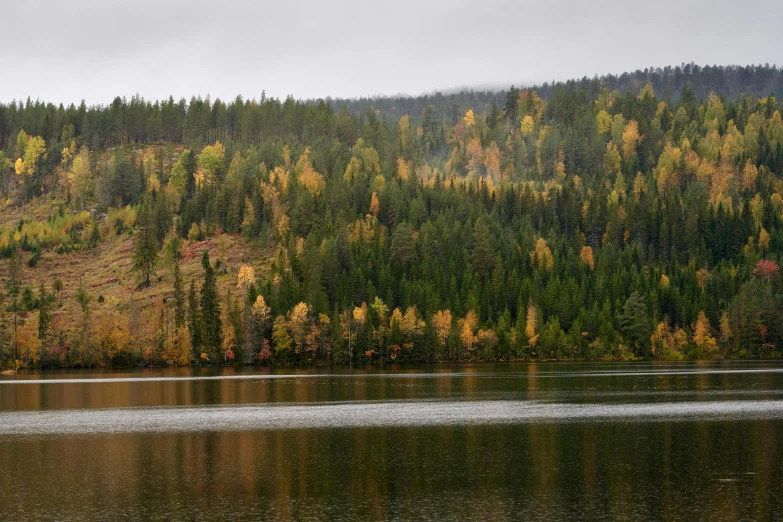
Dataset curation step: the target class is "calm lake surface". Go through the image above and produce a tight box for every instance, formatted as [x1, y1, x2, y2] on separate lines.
[1, 361, 782, 520]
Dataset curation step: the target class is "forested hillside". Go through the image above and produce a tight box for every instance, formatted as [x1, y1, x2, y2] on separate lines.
[1, 64, 783, 369]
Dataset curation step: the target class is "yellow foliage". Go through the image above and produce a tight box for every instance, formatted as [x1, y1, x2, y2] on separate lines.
[466, 138, 484, 175]
[369, 192, 380, 217]
[521, 115, 535, 136]
[741, 160, 758, 192]
[463, 109, 475, 127]
[621, 120, 641, 160]
[750, 194, 764, 231]
[650, 320, 687, 359]
[276, 214, 290, 240]
[692, 311, 717, 357]
[530, 238, 554, 271]
[147, 174, 161, 193]
[237, 264, 255, 291]
[348, 215, 376, 245]
[759, 227, 770, 253]
[484, 142, 502, 181]
[638, 82, 655, 99]
[459, 311, 479, 352]
[344, 156, 361, 180]
[353, 302, 368, 325]
[270, 166, 289, 194]
[432, 310, 452, 346]
[197, 141, 225, 185]
[288, 302, 311, 346]
[660, 274, 670, 287]
[580, 246, 595, 270]
[632, 172, 646, 198]
[397, 157, 410, 180]
[17, 321, 40, 367]
[94, 310, 133, 362]
[296, 148, 325, 196]
[252, 295, 271, 321]
[162, 327, 192, 366]
[400, 306, 424, 336]
[596, 110, 612, 135]
[526, 302, 538, 347]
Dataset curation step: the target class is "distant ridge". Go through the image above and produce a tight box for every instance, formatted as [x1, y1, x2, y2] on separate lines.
[326, 63, 782, 122]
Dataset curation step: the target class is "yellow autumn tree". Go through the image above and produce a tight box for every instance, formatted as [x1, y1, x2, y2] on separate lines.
[520, 115, 535, 136]
[401, 306, 424, 337]
[397, 157, 410, 180]
[296, 148, 325, 196]
[288, 302, 311, 351]
[353, 302, 368, 326]
[463, 109, 475, 127]
[526, 301, 539, 347]
[459, 310, 478, 354]
[580, 246, 595, 270]
[759, 227, 770, 254]
[252, 295, 271, 322]
[719, 311, 732, 346]
[692, 311, 718, 357]
[596, 110, 612, 135]
[530, 238, 554, 271]
[69, 147, 93, 204]
[741, 160, 758, 192]
[621, 120, 641, 160]
[197, 141, 225, 185]
[369, 192, 380, 217]
[432, 310, 452, 346]
[15, 134, 46, 177]
[650, 320, 687, 359]
[237, 264, 255, 292]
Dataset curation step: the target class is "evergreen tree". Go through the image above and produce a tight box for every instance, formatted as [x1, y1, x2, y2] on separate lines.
[37, 281, 52, 342]
[188, 279, 201, 355]
[6, 248, 22, 359]
[199, 252, 221, 358]
[618, 292, 651, 357]
[132, 199, 159, 287]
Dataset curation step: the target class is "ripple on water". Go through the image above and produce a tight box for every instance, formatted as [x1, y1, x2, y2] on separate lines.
[2, 399, 783, 435]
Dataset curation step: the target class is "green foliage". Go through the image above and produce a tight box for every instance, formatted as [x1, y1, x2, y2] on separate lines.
[3, 64, 783, 367]
[132, 199, 158, 287]
[199, 252, 221, 358]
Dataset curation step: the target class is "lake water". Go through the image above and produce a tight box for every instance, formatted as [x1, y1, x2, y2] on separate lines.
[1, 361, 782, 520]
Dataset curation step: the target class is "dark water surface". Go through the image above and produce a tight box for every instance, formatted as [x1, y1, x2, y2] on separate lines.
[1, 361, 782, 520]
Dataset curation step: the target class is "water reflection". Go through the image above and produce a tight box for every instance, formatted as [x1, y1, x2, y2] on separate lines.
[0, 362, 781, 520]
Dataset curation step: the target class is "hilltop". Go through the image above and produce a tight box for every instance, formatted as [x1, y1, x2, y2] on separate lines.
[0, 63, 782, 369]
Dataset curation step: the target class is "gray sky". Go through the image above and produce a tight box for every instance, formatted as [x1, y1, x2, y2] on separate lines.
[4, 0, 780, 105]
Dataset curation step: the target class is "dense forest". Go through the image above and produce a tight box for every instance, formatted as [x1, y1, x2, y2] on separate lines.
[1, 63, 783, 369]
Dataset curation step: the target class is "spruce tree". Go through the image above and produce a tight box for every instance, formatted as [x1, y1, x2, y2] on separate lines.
[37, 282, 51, 341]
[173, 261, 185, 329]
[199, 252, 221, 357]
[188, 279, 201, 355]
[132, 200, 159, 287]
[6, 248, 22, 359]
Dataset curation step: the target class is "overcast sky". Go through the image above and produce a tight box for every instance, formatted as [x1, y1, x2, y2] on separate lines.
[3, 0, 780, 105]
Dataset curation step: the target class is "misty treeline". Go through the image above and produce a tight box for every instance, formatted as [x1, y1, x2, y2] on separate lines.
[1, 65, 783, 368]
